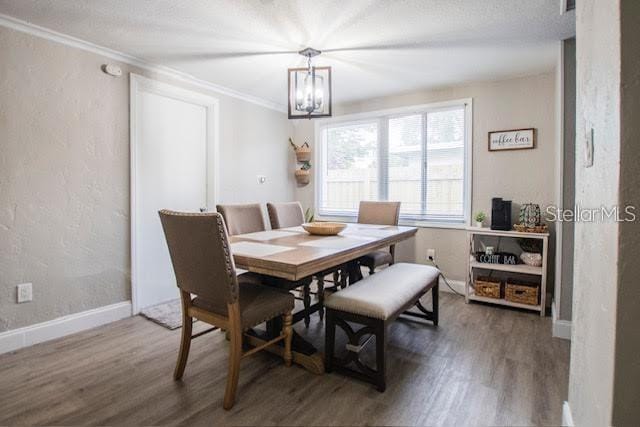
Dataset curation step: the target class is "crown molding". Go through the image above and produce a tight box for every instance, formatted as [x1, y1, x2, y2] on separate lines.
[0, 13, 286, 113]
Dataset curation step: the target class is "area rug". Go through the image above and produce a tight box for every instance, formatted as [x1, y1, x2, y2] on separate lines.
[140, 299, 194, 330]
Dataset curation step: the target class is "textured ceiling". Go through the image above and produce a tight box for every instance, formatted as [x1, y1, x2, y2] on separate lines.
[0, 0, 575, 108]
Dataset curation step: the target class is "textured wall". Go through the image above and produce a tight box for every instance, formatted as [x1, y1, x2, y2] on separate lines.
[0, 25, 294, 331]
[569, 1, 620, 425]
[294, 73, 557, 289]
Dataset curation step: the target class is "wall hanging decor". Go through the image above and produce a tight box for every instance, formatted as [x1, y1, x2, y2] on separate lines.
[289, 138, 311, 186]
[488, 128, 536, 151]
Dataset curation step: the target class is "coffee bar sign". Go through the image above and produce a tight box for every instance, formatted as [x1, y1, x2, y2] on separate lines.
[488, 128, 536, 151]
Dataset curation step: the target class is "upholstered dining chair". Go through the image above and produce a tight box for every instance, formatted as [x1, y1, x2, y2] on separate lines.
[266, 201, 305, 229]
[267, 201, 347, 324]
[216, 203, 267, 236]
[357, 201, 402, 274]
[158, 210, 293, 410]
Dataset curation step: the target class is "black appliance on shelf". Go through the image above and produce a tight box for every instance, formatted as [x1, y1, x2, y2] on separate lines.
[491, 197, 512, 231]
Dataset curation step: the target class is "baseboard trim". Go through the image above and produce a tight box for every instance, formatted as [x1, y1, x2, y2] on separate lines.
[562, 401, 574, 426]
[552, 301, 572, 340]
[439, 278, 466, 295]
[0, 301, 132, 355]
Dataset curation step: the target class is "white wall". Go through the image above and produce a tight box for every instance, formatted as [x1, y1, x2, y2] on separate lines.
[569, 1, 640, 425]
[0, 25, 294, 332]
[294, 73, 557, 290]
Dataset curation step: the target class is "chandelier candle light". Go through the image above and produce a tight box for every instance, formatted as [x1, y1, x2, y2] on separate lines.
[288, 47, 332, 119]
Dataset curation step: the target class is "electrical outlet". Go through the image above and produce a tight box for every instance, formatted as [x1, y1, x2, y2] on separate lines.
[17, 283, 33, 303]
[427, 249, 436, 260]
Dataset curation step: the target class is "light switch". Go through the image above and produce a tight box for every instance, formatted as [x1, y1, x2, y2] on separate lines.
[257, 175, 266, 184]
[584, 127, 594, 167]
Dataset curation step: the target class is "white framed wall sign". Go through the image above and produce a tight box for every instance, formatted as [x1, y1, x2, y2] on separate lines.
[488, 128, 536, 151]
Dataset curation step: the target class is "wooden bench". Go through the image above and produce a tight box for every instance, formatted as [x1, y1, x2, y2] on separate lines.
[324, 263, 440, 391]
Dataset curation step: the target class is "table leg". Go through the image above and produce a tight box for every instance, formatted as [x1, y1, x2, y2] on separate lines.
[253, 275, 325, 374]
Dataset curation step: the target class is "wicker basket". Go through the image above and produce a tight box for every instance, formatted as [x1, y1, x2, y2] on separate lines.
[513, 223, 548, 233]
[474, 277, 502, 299]
[295, 145, 311, 162]
[294, 169, 310, 185]
[505, 281, 539, 305]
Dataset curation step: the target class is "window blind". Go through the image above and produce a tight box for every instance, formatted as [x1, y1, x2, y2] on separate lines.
[319, 103, 468, 223]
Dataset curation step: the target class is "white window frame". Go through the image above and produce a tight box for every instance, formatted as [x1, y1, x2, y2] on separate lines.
[314, 98, 473, 229]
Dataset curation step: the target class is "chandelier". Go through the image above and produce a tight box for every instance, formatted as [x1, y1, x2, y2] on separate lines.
[288, 48, 332, 119]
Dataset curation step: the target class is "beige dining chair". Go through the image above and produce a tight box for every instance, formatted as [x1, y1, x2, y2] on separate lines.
[357, 201, 402, 274]
[159, 210, 293, 410]
[267, 201, 346, 324]
[266, 201, 305, 229]
[216, 203, 267, 236]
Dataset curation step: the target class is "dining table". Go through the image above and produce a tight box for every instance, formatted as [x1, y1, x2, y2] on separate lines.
[228, 222, 418, 374]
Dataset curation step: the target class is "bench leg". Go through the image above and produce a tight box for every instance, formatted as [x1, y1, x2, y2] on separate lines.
[375, 320, 386, 392]
[325, 309, 335, 373]
[432, 281, 439, 326]
[403, 278, 439, 326]
[325, 310, 386, 391]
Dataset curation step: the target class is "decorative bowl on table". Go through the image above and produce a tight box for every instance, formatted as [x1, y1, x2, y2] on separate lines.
[301, 222, 347, 236]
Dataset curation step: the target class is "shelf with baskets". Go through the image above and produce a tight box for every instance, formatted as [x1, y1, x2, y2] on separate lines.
[465, 227, 549, 316]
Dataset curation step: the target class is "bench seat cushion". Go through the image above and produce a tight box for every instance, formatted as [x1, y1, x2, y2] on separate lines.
[324, 263, 439, 320]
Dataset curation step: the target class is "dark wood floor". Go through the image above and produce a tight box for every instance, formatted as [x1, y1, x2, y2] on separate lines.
[0, 293, 570, 426]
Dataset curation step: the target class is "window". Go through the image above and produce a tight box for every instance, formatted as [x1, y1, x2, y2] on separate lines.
[317, 100, 471, 224]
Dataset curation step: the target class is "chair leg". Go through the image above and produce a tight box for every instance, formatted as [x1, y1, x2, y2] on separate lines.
[303, 283, 311, 328]
[389, 245, 396, 265]
[283, 311, 293, 367]
[174, 291, 192, 380]
[317, 275, 325, 321]
[223, 304, 242, 410]
[369, 266, 375, 275]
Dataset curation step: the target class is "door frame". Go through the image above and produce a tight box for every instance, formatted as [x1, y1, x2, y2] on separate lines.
[130, 73, 220, 314]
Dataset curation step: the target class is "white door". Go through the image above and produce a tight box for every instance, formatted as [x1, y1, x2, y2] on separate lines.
[131, 74, 219, 313]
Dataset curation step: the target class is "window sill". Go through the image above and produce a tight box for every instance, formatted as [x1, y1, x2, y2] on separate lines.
[315, 214, 468, 231]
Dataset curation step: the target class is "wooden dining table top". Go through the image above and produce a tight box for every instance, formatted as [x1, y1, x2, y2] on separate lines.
[228, 223, 417, 281]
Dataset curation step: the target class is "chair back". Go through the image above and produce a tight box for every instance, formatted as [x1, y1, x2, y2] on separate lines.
[159, 210, 239, 306]
[216, 203, 266, 236]
[357, 201, 401, 226]
[267, 202, 305, 229]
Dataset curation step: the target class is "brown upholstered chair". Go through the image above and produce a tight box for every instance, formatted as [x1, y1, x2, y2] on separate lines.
[158, 210, 293, 410]
[216, 203, 266, 236]
[266, 201, 305, 229]
[266, 201, 346, 323]
[357, 201, 402, 274]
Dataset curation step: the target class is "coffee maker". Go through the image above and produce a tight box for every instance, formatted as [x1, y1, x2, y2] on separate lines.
[491, 197, 512, 231]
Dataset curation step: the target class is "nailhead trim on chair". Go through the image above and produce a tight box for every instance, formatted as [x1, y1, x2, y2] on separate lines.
[158, 209, 239, 303]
